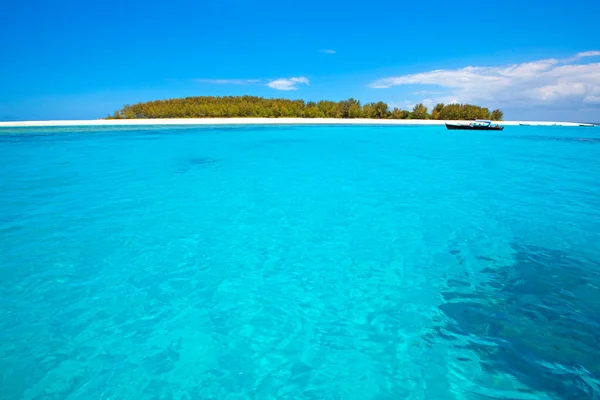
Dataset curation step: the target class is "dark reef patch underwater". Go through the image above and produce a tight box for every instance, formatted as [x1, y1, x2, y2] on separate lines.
[435, 243, 600, 398]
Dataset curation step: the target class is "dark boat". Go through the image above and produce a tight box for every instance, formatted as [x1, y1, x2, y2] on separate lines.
[446, 119, 504, 131]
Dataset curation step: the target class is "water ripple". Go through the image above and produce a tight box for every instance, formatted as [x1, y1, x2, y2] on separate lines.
[1, 125, 599, 399]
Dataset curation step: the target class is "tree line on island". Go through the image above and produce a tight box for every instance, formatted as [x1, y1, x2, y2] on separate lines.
[106, 96, 504, 120]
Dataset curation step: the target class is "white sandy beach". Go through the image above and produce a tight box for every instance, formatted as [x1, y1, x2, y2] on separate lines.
[0, 118, 588, 127]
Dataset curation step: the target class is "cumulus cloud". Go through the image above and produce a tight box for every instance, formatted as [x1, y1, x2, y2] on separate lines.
[266, 77, 309, 91]
[369, 51, 600, 110]
[320, 49, 336, 54]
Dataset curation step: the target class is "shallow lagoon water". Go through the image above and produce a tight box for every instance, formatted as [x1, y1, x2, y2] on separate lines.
[1, 124, 599, 399]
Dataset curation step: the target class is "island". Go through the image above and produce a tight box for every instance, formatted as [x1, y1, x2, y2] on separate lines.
[106, 96, 504, 121]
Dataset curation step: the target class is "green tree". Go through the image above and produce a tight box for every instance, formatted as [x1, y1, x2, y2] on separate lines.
[372, 101, 389, 119]
[346, 98, 363, 118]
[431, 103, 444, 120]
[436, 103, 494, 120]
[491, 109, 504, 121]
[411, 103, 428, 119]
[304, 101, 320, 118]
[362, 103, 376, 119]
[317, 101, 340, 118]
[390, 108, 403, 119]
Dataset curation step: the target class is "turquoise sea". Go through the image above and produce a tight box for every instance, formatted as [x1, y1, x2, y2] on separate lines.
[1, 124, 599, 399]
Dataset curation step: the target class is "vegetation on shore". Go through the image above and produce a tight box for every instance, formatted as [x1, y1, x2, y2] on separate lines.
[107, 96, 503, 120]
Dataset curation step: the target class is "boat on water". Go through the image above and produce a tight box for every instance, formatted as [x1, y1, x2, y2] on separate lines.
[579, 123, 596, 127]
[446, 119, 504, 131]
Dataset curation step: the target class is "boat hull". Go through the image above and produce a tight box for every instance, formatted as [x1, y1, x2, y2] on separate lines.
[445, 123, 504, 131]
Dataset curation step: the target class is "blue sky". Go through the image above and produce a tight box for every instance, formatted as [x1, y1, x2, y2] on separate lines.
[1, 0, 599, 121]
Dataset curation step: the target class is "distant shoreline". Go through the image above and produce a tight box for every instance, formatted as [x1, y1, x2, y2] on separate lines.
[0, 118, 589, 128]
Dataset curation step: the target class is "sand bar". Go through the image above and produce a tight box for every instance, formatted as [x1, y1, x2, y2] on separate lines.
[0, 118, 588, 128]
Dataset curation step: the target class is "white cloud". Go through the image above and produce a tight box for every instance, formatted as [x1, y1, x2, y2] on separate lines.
[410, 90, 444, 95]
[320, 49, 336, 54]
[583, 95, 600, 104]
[575, 51, 600, 59]
[194, 79, 260, 85]
[369, 51, 600, 111]
[266, 77, 309, 91]
[194, 77, 310, 91]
